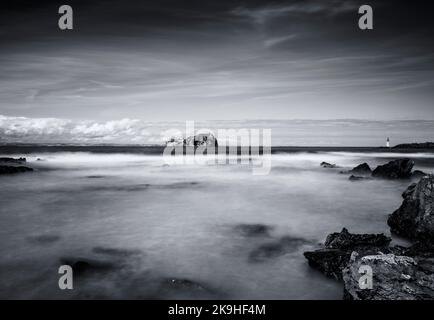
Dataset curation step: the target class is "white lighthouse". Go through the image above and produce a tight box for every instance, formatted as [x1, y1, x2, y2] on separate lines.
[386, 137, 390, 148]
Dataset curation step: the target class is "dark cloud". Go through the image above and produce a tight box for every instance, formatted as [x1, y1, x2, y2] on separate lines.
[0, 0, 433, 121]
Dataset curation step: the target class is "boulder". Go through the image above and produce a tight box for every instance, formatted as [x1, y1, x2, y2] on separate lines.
[343, 252, 434, 300]
[348, 163, 372, 175]
[304, 228, 391, 280]
[387, 174, 434, 240]
[0, 165, 33, 175]
[372, 159, 414, 179]
[320, 162, 339, 169]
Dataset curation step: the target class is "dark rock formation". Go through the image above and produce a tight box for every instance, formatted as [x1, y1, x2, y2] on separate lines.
[393, 142, 434, 149]
[411, 170, 428, 180]
[166, 133, 218, 147]
[304, 228, 391, 280]
[348, 163, 372, 175]
[388, 174, 434, 240]
[343, 252, 434, 300]
[372, 158, 414, 179]
[0, 157, 26, 164]
[0, 165, 33, 175]
[233, 224, 273, 237]
[320, 162, 339, 169]
[60, 257, 116, 276]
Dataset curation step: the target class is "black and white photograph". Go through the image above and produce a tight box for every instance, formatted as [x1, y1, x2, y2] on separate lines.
[0, 0, 434, 305]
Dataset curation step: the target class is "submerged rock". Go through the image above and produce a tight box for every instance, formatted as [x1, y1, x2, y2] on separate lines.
[304, 228, 391, 280]
[59, 257, 117, 276]
[233, 224, 273, 237]
[250, 236, 310, 262]
[349, 175, 372, 182]
[372, 159, 414, 179]
[387, 174, 434, 240]
[0, 165, 33, 175]
[343, 252, 434, 300]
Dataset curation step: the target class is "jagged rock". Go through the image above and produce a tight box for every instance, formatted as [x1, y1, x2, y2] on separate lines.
[387, 174, 434, 240]
[166, 133, 218, 147]
[343, 252, 434, 300]
[349, 163, 372, 175]
[324, 228, 391, 249]
[0, 157, 26, 163]
[0, 165, 33, 175]
[304, 228, 391, 280]
[411, 170, 428, 180]
[372, 159, 414, 179]
[321, 162, 339, 169]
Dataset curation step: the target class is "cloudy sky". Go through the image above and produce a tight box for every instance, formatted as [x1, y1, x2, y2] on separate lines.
[0, 0, 433, 144]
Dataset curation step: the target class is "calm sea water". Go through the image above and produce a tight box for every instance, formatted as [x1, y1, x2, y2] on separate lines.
[1, 149, 433, 299]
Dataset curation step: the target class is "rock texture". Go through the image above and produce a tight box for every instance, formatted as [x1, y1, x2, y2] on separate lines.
[372, 159, 414, 179]
[388, 174, 434, 240]
[303, 228, 391, 280]
[343, 252, 434, 300]
[166, 133, 218, 147]
[0, 165, 33, 175]
[348, 163, 372, 175]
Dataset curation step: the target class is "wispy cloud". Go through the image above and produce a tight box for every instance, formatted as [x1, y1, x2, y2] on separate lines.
[232, 1, 358, 24]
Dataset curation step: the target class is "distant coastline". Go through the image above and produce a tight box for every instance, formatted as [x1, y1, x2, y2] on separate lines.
[1, 144, 434, 155]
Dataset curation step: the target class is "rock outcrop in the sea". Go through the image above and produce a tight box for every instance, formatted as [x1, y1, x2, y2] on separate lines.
[343, 252, 434, 300]
[372, 158, 414, 179]
[303, 228, 391, 280]
[348, 163, 372, 175]
[166, 133, 218, 147]
[387, 174, 434, 240]
[0, 157, 26, 164]
[320, 162, 339, 169]
[0, 165, 33, 175]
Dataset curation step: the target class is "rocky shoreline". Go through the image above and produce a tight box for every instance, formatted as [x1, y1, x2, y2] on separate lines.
[0, 157, 33, 175]
[306, 160, 434, 300]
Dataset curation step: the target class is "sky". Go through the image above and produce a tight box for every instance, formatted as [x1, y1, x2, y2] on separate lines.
[0, 0, 433, 145]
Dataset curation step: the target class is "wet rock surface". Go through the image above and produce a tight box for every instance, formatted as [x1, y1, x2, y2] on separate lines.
[348, 163, 372, 175]
[388, 174, 434, 240]
[343, 252, 434, 300]
[372, 159, 414, 179]
[304, 228, 391, 280]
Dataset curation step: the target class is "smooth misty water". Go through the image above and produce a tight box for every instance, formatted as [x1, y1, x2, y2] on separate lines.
[1, 150, 433, 299]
